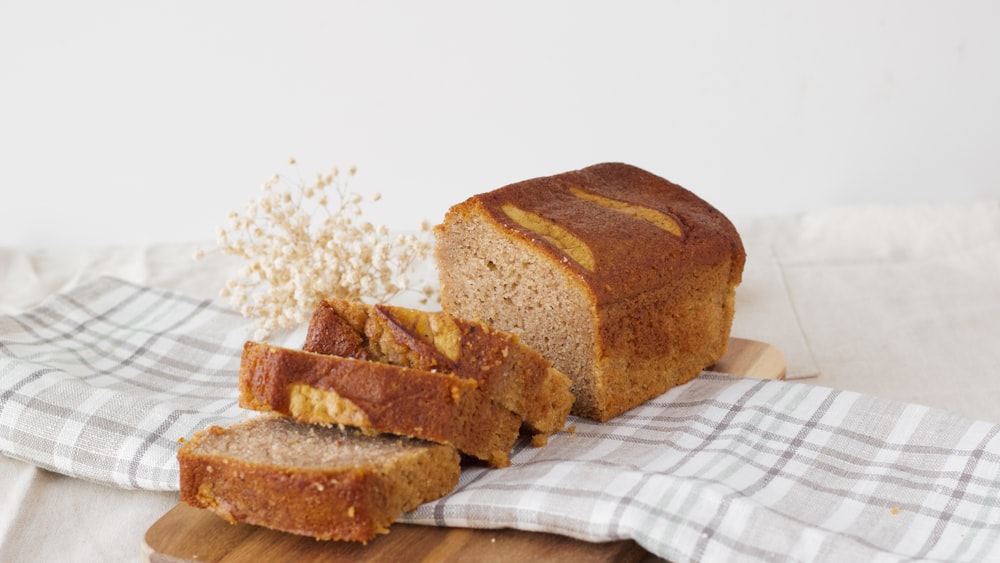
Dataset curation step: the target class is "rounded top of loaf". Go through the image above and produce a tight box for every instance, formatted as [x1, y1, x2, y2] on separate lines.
[444, 162, 745, 304]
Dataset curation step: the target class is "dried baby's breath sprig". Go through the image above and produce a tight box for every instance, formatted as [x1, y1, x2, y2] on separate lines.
[197, 160, 436, 339]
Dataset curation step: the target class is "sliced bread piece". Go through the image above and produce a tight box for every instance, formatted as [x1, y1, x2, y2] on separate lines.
[238, 341, 521, 467]
[177, 415, 461, 542]
[302, 299, 574, 443]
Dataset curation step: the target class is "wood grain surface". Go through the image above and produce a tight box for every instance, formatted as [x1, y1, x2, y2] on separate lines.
[142, 337, 784, 563]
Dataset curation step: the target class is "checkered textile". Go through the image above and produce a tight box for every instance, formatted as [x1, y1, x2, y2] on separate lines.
[406, 376, 1000, 561]
[0, 276, 250, 489]
[2, 277, 998, 561]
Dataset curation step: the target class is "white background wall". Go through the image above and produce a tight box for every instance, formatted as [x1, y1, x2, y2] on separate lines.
[2, 1, 998, 247]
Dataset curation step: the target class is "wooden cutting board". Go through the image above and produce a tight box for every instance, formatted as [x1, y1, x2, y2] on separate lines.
[143, 337, 784, 563]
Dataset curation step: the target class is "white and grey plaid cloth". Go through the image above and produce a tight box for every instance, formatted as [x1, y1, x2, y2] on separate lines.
[0, 276, 249, 489]
[2, 277, 998, 561]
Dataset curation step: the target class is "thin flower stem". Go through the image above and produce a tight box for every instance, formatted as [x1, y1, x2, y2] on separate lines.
[194, 160, 437, 339]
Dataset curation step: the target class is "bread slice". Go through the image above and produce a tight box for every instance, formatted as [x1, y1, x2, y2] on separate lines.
[177, 416, 461, 542]
[302, 299, 573, 443]
[434, 162, 745, 421]
[238, 341, 521, 467]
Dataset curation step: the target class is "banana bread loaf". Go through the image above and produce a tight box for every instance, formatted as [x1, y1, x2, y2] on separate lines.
[302, 298, 573, 443]
[177, 415, 461, 542]
[238, 341, 521, 467]
[434, 162, 745, 421]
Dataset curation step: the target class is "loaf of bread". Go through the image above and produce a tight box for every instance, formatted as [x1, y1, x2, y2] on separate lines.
[238, 341, 521, 467]
[434, 162, 745, 421]
[177, 415, 461, 542]
[302, 298, 574, 443]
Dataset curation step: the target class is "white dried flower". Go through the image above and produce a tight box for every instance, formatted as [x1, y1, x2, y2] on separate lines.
[196, 159, 437, 339]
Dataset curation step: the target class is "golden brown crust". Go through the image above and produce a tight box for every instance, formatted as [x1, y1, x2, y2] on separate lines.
[238, 341, 521, 467]
[302, 301, 370, 359]
[466, 162, 745, 305]
[435, 163, 745, 421]
[302, 299, 574, 437]
[177, 416, 461, 542]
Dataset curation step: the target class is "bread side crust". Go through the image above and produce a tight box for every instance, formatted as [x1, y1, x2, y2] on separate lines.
[238, 341, 521, 467]
[303, 299, 574, 437]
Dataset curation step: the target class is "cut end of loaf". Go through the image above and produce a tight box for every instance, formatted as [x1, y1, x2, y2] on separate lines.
[435, 206, 601, 416]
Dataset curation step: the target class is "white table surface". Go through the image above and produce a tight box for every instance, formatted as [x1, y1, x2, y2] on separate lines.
[2, 200, 998, 562]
